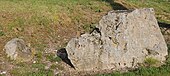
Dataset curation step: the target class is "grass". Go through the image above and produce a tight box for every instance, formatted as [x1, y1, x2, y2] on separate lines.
[32, 63, 45, 69]
[0, 25, 4, 36]
[0, 0, 110, 47]
[27, 69, 54, 76]
[82, 23, 96, 33]
[0, 1, 109, 75]
[45, 53, 62, 62]
[10, 62, 54, 76]
[97, 65, 170, 76]
[0, 31, 4, 36]
[0, 1, 112, 75]
[0, 0, 170, 76]
[144, 57, 159, 66]
[0, 0, 112, 59]
[124, 0, 170, 23]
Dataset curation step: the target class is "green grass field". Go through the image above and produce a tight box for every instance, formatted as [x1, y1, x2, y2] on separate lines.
[125, 0, 170, 23]
[0, 0, 170, 76]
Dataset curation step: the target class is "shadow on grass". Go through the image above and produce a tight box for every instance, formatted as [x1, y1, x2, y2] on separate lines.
[101, 0, 128, 10]
[158, 22, 170, 29]
[158, 21, 170, 34]
[57, 48, 75, 69]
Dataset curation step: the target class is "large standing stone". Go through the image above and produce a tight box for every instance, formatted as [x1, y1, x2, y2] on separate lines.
[66, 8, 168, 72]
[4, 38, 32, 62]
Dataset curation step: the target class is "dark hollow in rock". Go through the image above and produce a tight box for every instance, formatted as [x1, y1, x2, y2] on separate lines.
[90, 27, 101, 36]
[57, 48, 75, 69]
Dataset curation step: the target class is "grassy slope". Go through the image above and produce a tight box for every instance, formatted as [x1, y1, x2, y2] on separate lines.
[124, 0, 170, 23]
[0, 0, 112, 76]
[0, 0, 169, 76]
[0, 0, 111, 50]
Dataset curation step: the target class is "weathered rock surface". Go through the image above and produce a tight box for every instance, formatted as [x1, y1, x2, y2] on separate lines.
[66, 8, 168, 72]
[4, 38, 32, 62]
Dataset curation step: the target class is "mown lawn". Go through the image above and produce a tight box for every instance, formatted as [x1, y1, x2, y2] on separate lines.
[0, 0, 170, 76]
[0, 0, 112, 76]
[124, 0, 170, 23]
[0, 0, 112, 50]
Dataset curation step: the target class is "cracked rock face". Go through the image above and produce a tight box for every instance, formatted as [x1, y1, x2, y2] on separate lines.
[66, 8, 168, 72]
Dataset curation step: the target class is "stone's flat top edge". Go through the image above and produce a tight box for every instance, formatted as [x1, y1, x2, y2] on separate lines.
[109, 8, 154, 13]
[109, 9, 133, 13]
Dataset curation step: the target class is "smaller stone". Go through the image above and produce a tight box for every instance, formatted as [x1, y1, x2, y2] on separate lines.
[4, 38, 32, 62]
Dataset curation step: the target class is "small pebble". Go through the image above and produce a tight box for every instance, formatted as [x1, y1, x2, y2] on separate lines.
[0, 71, 7, 74]
[33, 61, 36, 63]
[45, 66, 50, 70]
[55, 50, 58, 52]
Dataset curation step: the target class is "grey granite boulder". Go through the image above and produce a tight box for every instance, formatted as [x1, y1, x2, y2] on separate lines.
[66, 8, 168, 72]
[4, 38, 32, 62]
